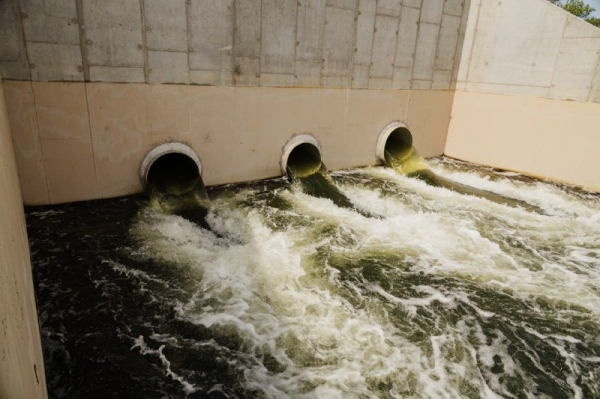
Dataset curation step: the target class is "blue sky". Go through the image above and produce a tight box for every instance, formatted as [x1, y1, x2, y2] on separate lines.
[588, 0, 600, 17]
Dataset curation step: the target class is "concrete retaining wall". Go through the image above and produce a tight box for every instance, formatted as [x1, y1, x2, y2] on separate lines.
[446, 0, 600, 192]
[3, 81, 454, 205]
[456, 0, 600, 102]
[0, 0, 467, 91]
[2, 0, 600, 201]
[0, 81, 47, 398]
[446, 91, 600, 192]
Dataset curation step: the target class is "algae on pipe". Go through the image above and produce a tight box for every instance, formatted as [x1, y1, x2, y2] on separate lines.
[379, 123, 539, 211]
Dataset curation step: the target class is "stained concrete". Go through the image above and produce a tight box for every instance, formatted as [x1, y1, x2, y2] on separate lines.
[0, 80, 47, 399]
[457, 0, 600, 102]
[144, 0, 188, 52]
[0, 0, 468, 91]
[3, 81, 454, 205]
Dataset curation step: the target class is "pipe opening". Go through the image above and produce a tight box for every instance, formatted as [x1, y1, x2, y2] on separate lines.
[376, 122, 429, 175]
[286, 142, 323, 177]
[147, 153, 200, 195]
[280, 134, 322, 177]
[383, 127, 414, 166]
[140, 143, 209, 226]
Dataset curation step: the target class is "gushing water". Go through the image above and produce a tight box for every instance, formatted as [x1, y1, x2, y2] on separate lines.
[382, 130, 536, 211]
[147, 153, 211, 226]
[29, 158, 600, 398]
[286, 142, 355, 210]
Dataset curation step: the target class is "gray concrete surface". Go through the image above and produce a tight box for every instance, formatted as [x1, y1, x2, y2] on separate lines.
[0, 0, 466, 90]
[457, 0, 600, 102]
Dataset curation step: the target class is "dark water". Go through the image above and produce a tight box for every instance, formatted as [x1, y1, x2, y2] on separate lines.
[28, 158, 600, 398]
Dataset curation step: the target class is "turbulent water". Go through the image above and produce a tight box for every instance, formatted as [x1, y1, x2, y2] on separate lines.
[28, 157, 600, 398]
[384, 141, 536, 211]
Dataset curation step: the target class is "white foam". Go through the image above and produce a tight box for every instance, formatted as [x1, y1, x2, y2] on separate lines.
[127, 161, 600, 397]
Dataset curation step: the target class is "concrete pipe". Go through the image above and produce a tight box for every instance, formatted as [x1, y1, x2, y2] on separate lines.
[375, 121, 413, 164]
[280, 134, 323, 176]
[140, 143, 202, 193]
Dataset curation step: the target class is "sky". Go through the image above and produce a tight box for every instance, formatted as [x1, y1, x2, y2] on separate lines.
[588, 0, 600, 17]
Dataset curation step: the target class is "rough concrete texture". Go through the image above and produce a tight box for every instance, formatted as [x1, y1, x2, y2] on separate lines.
[0, 80, 47, 399]
[0, 0, 464, 90]
[457, 0, 600, 102]
[3, 81, 454, 205]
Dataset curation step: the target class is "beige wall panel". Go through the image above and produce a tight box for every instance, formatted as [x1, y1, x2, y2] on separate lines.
[147, 85, 191, 142]
[190, 86, 237, 185]
[0, 81, 48, 399]
[3, 81, 50, 206]
[32, 82, 91, 141]
[4, 82, 453, 203]
[344, 90, 410, 167]
[445, 91, 600, 192]
[404, 90, 455, 158]
[314, 89, 350, 170]
[41, 138, 98, 204]
[87, 83, 150, 198]
[255, 88, 321, 178]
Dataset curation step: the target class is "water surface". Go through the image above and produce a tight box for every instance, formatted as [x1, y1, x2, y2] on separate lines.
[28, 157, 600, 398]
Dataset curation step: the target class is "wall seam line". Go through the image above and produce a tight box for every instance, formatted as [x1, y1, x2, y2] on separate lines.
[139, 0, 149, 83]
[75, 0, 90, 81]
[259, 0, 263, 87]
[186, 0, 192, 84]
[408, 0, 423, 90]
[292, 0, 298, 85]
[83, 83, 100, 199]
[345, 0, 360, 89]
[11, 0, 31, 80]
[232, 0, 238, 87]
[430, 14, 444, 89]
[366, 0, 378, 88]
[389, 7, 402, 85]
[463, 0, 482, 91]
[319, 4, 329, 87]
[586, 49, 600, 102]
[449, 0, 470, 88]
[28, 82, 51, 204]
[547, 16, 569, 98]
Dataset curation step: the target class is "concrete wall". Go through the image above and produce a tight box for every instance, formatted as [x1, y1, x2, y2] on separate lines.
[0, 0, 467, 91]
[446, 91, 600, 192]
[444, 0, 600, 191]
[456, 0, 600, 102]
[0, 82, 47, 398]
[3, 81, 453, 205]
[447, 0, 600, 191]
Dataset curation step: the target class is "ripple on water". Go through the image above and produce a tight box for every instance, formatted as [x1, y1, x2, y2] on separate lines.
[28, 158, 600, 398]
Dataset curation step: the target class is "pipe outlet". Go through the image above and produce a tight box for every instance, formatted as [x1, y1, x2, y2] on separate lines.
[140, 143, 202, 192]
[280, 134, 322, 176]
[375, 121, 413, 164]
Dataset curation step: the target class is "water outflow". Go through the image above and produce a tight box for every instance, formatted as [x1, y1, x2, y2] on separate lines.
[382, 127, 536, 210]
[146, 153, 210, 226]
[285, 142, 355, 209]
[29, 158, 600, 398]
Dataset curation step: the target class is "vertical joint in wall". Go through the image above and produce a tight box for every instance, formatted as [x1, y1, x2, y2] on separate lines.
[10, 0, 31, 80]
[75, 0, 90, 81]
[139, 0, 149, 83]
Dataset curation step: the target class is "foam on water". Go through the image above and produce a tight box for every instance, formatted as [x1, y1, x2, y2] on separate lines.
[29, 158, 600, 398]
[123, 161, 600, 397]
